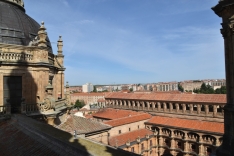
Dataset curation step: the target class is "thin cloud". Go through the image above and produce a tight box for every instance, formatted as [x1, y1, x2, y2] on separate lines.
[59, 0, 69, 7]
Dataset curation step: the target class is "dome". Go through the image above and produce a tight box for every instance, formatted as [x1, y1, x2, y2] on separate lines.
[0, 0, 52, 52]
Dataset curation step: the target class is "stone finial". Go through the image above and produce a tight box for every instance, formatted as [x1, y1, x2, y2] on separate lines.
[136, 136, 141, 143]
[38, 21, 47, 47]
[126, 139, 130, 147]
[66, 81, 69, 88]
[57, 36, 63, 55]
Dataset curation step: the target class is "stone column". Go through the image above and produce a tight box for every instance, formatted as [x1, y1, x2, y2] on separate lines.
[169, 103, 173, 112]
[213, 105, 217, 117]
[147, 102, 150, 110]
[197, 104, 201, 115]
[189, 104, 193, 114]
[204, 105, 209, 116]
[152, 102, 155, 110]
[170, 131, 176, 155]
[184, 132, 189, 153]
[182, 104, 186, 114]
[198, 137, 204, 156]
[142, 101, 145, 110]
[157, 102, 161, 111]
[163, 102, 167, 112]
[175, 103, 179, 113]
[213, 1, 234, 155]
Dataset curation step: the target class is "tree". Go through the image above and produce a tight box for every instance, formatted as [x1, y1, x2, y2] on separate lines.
[178, 83, 184, 92]
[74, 100, 85, 109]
[215, 86, 226, 94]
[194, 83, 215, 94]
[93, 86, 97, 92]
[129, 88, 133, 92]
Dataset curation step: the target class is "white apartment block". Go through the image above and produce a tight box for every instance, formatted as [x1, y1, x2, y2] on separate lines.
[82, 83, 94, 93]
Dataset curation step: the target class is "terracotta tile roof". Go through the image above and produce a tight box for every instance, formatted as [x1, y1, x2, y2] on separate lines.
[153, 91, 181, 94]
[105, 93, 226, 104]
[104, 113, 152, 127]
[146, 116, 224, 134]
[71, 93, 105, 96]
[57, 115, 111, 134]
[97, 98, 106, 102]
[92, 108, 142, 120]
[85, 114, 93, 119]
[109, 129, 153, 147]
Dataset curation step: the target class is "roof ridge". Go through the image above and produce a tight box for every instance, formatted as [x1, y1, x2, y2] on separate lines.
[105, 113, 150, 122]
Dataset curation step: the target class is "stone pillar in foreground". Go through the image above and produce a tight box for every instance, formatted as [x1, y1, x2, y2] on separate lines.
[212, 0, 234, 155]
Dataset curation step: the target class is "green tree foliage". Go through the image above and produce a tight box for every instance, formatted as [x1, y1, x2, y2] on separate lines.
[129, 88, 133, 92]
[215, 86, 226, 94]
[93, 86, 97, 92]
[74, 100, 85, 109]
[193, 83, 226, 94]
[178, 83, 184, 92]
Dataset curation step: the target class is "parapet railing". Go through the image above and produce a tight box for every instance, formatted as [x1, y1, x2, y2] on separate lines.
[21, 103, 44, 114]
[0, 105, 11, 115]
[105, 100, 224, 119]
[21, 98, 68, 115]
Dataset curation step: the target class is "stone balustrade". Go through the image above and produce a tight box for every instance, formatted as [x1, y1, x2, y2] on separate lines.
[0, 43, 53, 64]
[24, 103, 43, 114]
[0, 105, 11, 115]
[0, 52, 33, 62]
[105, 99, 224, 119]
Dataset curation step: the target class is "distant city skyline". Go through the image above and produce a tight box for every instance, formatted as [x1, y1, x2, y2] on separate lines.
[25, 0, 224, 85]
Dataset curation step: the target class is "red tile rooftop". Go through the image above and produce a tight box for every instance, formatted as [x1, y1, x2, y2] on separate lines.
[92, 108, 143, 120]
[104, 113, 151, 127]
[105, 92, 226, 104]
[146, 116, 224, 134]
[71, 93, 106, 96]
[97, 98, 106, 102]
[109, 129, 153, 147]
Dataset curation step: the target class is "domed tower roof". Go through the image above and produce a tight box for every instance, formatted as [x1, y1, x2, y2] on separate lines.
[0, 0, 53, 52]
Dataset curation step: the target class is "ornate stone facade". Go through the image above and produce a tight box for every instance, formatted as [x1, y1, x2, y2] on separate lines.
[0, 0, 68, 125]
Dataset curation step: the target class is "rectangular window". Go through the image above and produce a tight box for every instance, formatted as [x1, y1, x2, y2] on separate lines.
[141, 143, 144, 150]
[138, 125, 140, 129]
[131, 147, 134, 152]
[119, 130, 121, 134]
[129, 128, 131, 131]
[150, 140, 152, 146]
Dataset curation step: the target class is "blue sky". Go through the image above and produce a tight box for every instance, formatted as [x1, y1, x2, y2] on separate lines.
[24, 0, 224, 85]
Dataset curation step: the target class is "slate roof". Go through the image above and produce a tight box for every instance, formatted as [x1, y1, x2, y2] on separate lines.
[104, 113, 151, 127]
[0, 114, 137, 156]
[109, 129, 153, 147]
[105, 93, 226, 104]
[146, 116, 224, 134]
[92, 108, 142, 120]
[57, 115, 112, 135]
[0, 118, 68, 156]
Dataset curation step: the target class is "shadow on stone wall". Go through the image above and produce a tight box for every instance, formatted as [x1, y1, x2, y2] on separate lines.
[4, 51, 37, 113]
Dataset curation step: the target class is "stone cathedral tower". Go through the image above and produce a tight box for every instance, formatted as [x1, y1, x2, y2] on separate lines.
[212, 0, 234, 155]
[0, 0, 67, 120]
